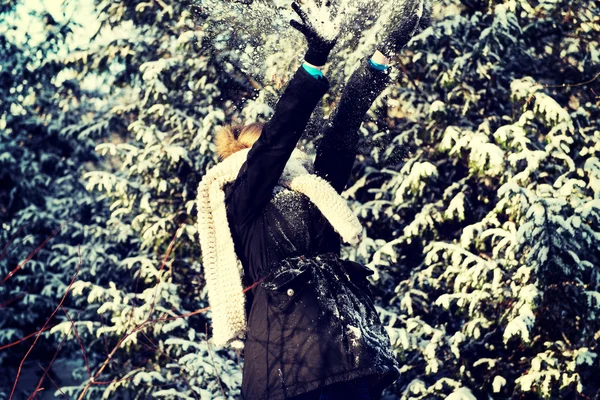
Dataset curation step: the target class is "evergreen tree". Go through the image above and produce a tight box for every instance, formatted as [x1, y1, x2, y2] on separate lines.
[3, 0, 599, 399]
[54, 0, 248, 397]
[0, 0, 114, 375]
[352, 0, 600, 398]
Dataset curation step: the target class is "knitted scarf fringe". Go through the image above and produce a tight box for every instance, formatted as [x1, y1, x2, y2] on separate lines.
[196, 149, 362, 348]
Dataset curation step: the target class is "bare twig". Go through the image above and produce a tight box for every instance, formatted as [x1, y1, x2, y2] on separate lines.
[126, 267, 144, 329]
[0, 224, 28, 263]
[543, 70, 600, 89]
[76, 324, 153, 399]
[146, 227, 182, 321]
[2, 220, 72, 285]
[60, 306, 91, 378]
[29, 313, 78, 400]
[0, 292, 28, 309]
[76, 272, 263, 399]
[205, 323, 226, 399]
[139, 332, 200, 400]
[43, 368, 69, 400]
[0, 325, 57, 351]
[10, 245, 81, 400]
[99, 313, 110, 356]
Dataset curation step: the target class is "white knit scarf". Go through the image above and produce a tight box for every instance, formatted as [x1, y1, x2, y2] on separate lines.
[196, 148, 363, 348]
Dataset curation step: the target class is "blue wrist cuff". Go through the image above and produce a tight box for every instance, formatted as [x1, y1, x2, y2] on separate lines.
[368, 59, 390, 71]
[302, 63, 324, 79]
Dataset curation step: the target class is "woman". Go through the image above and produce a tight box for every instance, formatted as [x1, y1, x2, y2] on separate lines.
[197, 1, 430, 399]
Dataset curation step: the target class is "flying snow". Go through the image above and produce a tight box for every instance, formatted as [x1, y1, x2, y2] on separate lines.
[191, 0, 418, 78]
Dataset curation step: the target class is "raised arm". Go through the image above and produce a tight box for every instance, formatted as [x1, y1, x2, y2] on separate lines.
[225, 1, 339, 227]
[225, 68, 329, 226]
[314, 0, 430, 193]
[313, 57, 390, 193]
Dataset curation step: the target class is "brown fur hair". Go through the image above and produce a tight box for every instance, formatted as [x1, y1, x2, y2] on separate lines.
[215, 122, 265, 160]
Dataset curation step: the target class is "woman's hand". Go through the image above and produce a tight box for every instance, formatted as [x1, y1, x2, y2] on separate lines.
[290, 1, 340, 66]
[377, 0, 432, 57]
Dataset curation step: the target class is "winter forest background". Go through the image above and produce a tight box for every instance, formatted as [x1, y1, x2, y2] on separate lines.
[1, 0, 599, 398]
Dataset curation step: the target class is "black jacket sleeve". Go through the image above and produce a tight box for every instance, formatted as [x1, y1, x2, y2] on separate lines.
[314, 59, 390, 193]
[225, 66, 330, 227]
[313, 119, 361, 194]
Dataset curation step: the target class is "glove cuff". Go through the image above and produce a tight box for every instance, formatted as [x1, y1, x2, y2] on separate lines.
[304, 47, 330, 67]
[376, 40, 401, 59]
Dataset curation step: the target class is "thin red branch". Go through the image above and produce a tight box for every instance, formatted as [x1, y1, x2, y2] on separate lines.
[59, 228, 182, 400]
[0, 325, 55, 351]
[91, 377, 133, 385]
[243, 279, 263, 293]
[77, 307, 195, 398]
[138, 337, 158, 353]
[125, 266, 143, 331]
[43, 368, 69, 400]
[3, 219, 266, 400]
[75, 273, 263, 399]
[139, 331, 200, 400]
[0, 224, 28, 262]
[60, 306, 91, 379]
[2, 220, 71, 285]
[145, 278, 263, 324]
[140, 331, 158, 349]
[0, 292, 28, 309]
[544, 70, 600, 89]
[99, 313, 109, 356]
[9, 244, 81, 400]
[205, 323, 226, 398]
[29, 317, 75, 400]
[1, 277, 261, 351]
[28, 388, 44, 400]
[77, 323, 150, 399]
[146, 227, 181, 320]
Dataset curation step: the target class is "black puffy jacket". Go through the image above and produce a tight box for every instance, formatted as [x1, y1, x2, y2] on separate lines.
[225, 65, 400, 400]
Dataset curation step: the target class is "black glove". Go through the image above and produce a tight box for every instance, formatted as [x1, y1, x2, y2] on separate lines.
[290, 1, 339, 66]
[377, 0, 432, 57]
